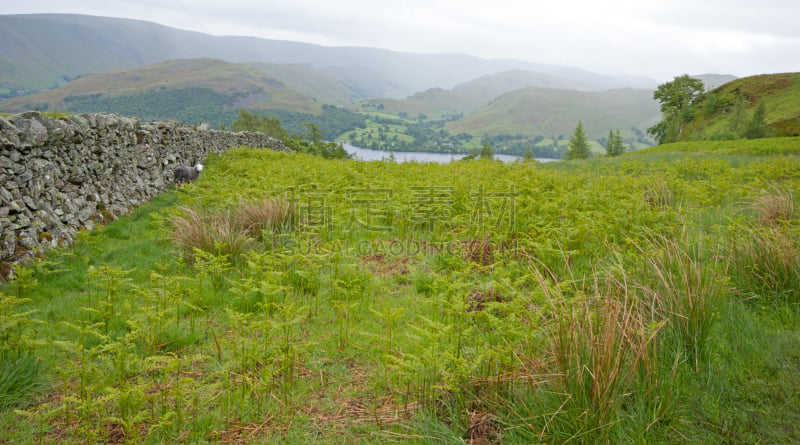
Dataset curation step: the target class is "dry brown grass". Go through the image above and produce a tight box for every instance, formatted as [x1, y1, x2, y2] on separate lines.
[168, 198, 297, 260]
[730, 225, 800, 299]
[233, 197, 297, 238]
[749, 185, 795, 226]
[644, 179, 673, 209]
[168, 206, 252, 260]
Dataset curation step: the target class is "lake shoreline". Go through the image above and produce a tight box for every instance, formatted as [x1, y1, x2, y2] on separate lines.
[340, 143, 559, 163]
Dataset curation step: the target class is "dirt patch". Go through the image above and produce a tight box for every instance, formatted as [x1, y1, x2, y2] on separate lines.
[466, 410, 500, 445]
[463, 233, 494, 266]
[466, 288, 505, 312]
[361, 253, 412, 276]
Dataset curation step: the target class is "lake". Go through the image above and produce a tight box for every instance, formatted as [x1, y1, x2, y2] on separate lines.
[341, 143, 558, 163]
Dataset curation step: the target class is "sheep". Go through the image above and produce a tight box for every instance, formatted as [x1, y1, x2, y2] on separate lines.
[174, 164, 204, 184]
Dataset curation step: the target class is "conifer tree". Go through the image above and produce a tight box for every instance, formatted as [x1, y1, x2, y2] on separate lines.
[480, 139, 494, 159]
[605, 129, 626, 156]
[565, 121, 591, 159]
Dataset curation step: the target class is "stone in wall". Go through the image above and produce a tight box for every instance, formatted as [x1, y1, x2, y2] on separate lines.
[0, 111, 288, 279]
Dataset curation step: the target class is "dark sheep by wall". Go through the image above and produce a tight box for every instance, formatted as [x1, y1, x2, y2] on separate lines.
[0, 111, 287, 278]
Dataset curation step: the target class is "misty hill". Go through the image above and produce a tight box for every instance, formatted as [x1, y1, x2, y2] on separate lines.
[693, 74, 738, 91]
[445, 86, 660, 143]
[0, 58, 322, 122]
[680, 72, 800, 140]
[357, 69, 612, 117]
[249, 63, 360, 105]
[0, 13, 656, 99]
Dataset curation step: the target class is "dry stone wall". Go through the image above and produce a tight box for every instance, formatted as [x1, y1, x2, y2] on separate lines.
[0, 111, 287, 275]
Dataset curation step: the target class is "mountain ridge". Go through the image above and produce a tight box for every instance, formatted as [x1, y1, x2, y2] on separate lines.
[0, 13, 657, 98]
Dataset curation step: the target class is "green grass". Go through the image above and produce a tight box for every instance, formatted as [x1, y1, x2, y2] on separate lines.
[2, 144, 800, 443]
[636, 136, 800, 155]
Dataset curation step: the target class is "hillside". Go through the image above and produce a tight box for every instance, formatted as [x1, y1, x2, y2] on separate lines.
[3, 143, 800, 443]
[0, 13, 655, 98]
[356, 69, 611, 118]
[679, 72, 800, 140]
[445, 86, 660, 145]
[0, 58, 322, 119]
[248, 63, 363, 105]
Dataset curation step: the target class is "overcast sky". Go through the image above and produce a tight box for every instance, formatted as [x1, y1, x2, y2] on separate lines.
[3, 0, 798, 82]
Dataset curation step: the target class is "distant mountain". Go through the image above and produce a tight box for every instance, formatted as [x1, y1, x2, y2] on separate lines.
[453, 69, 611, 93]
[692, 74, 738, 91]
[445, 86, 660, 145]
[0, 13, 656, 99]
[0, 58, 321, 120]
[356, 69, 618, 117]
[679, 73, 800, 140]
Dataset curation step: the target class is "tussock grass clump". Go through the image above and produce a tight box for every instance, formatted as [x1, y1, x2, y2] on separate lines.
[730, 226, 800, 300]
[169, 198, 297, 260]
[168, 206, 252, 260]
[749, 185, 795, 226]
[540, 273, 662, 441]
[233, 197, 298, 237]
[0, 354, 40, 411]
[635, 234, 726, 360]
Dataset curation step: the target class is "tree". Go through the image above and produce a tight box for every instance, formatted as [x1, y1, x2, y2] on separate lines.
[303, 122, 324, 146]
[565, 121, 591, 160]
[653, 74, 705, 116]
[232, 109, 288, 140]
[523, 146, 535, 161]
[605, 129, 626, 156]
[744, 102, 767, 139]
[648, 74, 705, 144]
[480, 139, 494, 159]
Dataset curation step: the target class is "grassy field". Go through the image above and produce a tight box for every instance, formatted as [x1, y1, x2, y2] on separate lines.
[2, 138, 800, 443]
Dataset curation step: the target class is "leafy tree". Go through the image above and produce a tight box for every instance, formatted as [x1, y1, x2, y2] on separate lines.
[653, 74, 705, 116]
[565, 121, 591, 160]
[727, 98, 750, 137]
[605, 129, 626, 156]
[232, 110, 350, 159]
[302, 122, 324, 146]
[480, 139, 494, 160]
[648, 74, 705, 144]
[232, 109, 288, 140]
